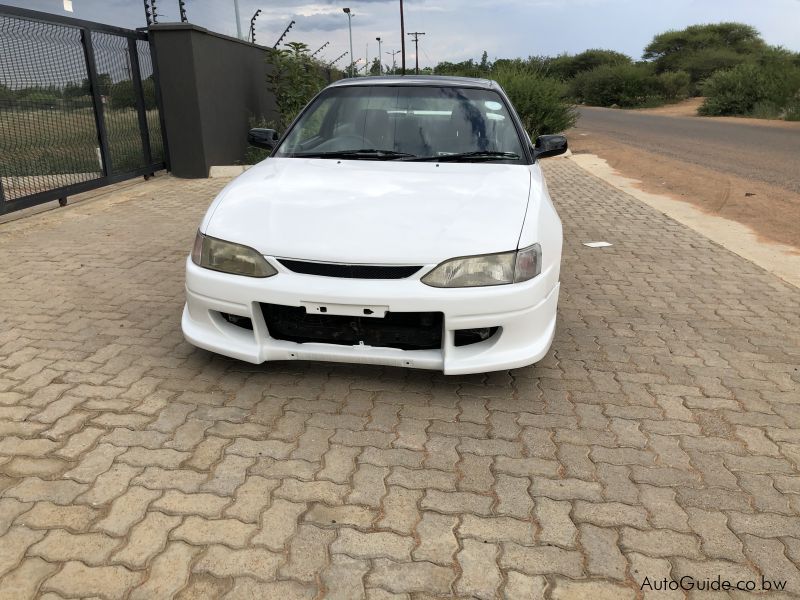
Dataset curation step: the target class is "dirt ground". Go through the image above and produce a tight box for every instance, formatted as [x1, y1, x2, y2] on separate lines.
[569, 131, 800, 251]
[633, 97, 800, 130]
[633, 97, 705, 117]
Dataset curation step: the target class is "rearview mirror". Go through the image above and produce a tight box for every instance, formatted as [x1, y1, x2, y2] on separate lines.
[533, 134, 568, 159]
[248, 128, 280, 151]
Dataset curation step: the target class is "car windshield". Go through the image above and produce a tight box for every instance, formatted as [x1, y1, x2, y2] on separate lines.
[274, 84, 526, 163]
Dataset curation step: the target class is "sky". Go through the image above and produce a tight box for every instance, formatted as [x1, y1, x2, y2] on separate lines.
[6, 0, 800, 69]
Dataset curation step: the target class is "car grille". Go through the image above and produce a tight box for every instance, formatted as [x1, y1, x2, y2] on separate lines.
[277, 259, 422, 279]
[262, 304, 443, 351]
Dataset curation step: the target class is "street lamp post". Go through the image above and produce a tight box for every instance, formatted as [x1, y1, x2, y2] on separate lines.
[386, 50, 400, 74]
[376, 37, 382, 74]
[343, 8, 354, 78]
[233, 0, 242, 39]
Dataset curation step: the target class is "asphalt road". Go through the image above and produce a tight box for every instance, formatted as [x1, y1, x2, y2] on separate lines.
[573, 107, 800, 193]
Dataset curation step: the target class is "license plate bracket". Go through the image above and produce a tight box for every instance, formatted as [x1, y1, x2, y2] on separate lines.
[300, 301, 389, 318]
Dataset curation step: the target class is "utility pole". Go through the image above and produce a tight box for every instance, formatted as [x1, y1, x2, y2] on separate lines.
[386, 50, 400, 74]
[407, 31, 425, 74]
[343, 8, 354, 78]
[399, 0, 406, 75]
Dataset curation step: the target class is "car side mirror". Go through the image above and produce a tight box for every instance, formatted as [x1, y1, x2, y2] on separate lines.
[248, 128, 280, 150]
[533, 134, 568, 159]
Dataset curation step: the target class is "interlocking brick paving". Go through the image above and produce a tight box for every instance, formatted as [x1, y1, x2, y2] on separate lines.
[0, 159, 799, 599]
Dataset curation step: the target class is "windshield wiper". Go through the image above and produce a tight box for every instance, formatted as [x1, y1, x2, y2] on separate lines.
[291, 149, 416, 160]
[408, 151, 520, 162]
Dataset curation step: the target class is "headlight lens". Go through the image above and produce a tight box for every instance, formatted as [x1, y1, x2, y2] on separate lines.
[191, 231, 277, 278]
[421, 244, 541, 288]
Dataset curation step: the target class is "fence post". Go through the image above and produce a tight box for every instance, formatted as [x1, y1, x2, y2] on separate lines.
[128, 36, 153, 171]
[81, 28, 113, 175]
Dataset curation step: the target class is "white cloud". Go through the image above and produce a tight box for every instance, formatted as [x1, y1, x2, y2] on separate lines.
[3, 0, 799, 67]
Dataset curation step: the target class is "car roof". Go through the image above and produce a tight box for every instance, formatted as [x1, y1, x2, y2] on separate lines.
[328, 75, 497, 90]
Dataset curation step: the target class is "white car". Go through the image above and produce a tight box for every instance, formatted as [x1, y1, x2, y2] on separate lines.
[182, 76, 566, 375]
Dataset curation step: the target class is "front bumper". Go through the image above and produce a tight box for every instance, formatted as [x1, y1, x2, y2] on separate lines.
[181, 258, 559, 375]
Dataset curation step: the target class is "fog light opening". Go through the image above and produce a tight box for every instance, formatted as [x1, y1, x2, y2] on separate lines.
[453, 326, 500, 347]
[220, 312, 254, 330]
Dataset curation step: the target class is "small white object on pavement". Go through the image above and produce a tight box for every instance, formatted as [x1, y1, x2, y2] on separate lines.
[583, 241, 613, 248]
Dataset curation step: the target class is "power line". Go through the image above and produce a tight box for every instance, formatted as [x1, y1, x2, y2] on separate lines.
[407, 31, 425, 75]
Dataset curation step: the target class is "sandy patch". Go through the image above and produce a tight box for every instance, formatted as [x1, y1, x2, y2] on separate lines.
[569, 152, 800, 289]
[619, 97, 800, 129]
[568, 135, 800, 250]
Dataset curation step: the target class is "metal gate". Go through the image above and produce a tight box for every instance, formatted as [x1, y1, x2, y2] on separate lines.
[0, 5, 168, 215]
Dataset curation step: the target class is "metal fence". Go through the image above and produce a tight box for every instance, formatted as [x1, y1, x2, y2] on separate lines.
[0, 5, 167, 215]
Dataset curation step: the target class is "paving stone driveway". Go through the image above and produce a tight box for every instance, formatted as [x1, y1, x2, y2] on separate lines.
[1, 159, 799, 600]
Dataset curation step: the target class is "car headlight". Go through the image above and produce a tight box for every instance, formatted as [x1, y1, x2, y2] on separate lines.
[191, 231, 277, 278]
[421, 244, 541, 288]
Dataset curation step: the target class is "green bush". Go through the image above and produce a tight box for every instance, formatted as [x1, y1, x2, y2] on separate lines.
[547, 49, 632, 80]
[108, 79, 158, 110]
[490, 63, 577, 136]
[655, 70, 691, 101]
[699, 60, 800, 117]
[266, 42, 326, 129]
[669, 47, 746, 91]
[572, 63, 662, 107]
[785, 97, 800, 121]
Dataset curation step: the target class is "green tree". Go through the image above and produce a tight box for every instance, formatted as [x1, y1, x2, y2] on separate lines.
[643, 23, 765, 87]
[433, 54, 577, 135]
[63, 82, 85, 99]
[266, 42, 326, 129]
[80, 73, 112, 96]
[547, 49, 632, 80]
[109, 80, 136, 109]
[369, 57, 382, 76]
[434, 59, 481, 77]
[479, 50, 491, 73]
[0, 84, 13, 104]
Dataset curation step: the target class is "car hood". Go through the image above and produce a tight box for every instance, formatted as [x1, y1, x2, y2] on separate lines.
[203, 157, 533, 264]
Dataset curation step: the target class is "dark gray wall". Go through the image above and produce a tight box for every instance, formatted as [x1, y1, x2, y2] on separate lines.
[150, 24, 279, 178]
